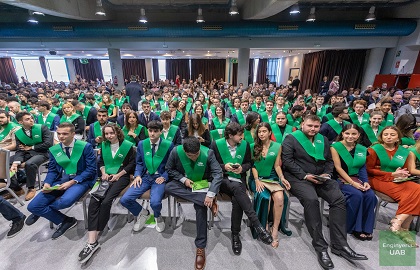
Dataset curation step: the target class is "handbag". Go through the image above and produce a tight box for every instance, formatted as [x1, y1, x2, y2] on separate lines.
[90, 178, 110, 199]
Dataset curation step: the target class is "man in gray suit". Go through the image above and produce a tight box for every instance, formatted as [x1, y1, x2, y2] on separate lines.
[125, 75, 144, 111]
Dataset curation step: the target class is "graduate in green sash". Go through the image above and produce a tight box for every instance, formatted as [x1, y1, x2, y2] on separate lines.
[60, 103, 85, 139]
[122, 111, 146, 146]
[271, 111, 294, 143]
[367, 126, 420, 247]
[315, 96, 328, 119]
[348, 100, 369, 127]
[286, 105, 304, 129]
[87, 108, 109, 149]
[274, 96, 289, 114]
[72, 100, 97, 128]
[193, 104, 209, 129]
[379, 99, 394, 127]
[395, 114, 417, 147]
[320, 105, 350, 143]
[360, 111, 384, 147]
[225, 97, 241, 119]
[187, 114, 211, 147]
[260, 100, 276, 125]
[243, 112, 260, 145]
[231, 99, 249, 126]
[248, 123, 291, 248]
[250, 94, 266, 113]
[330, 124, 377, 241]
[37, 101, 60, 131]
[160, 111, 182, 146]
[99, 93, 117, 121]
[211, 122, 273, 255]
[113, 90, 127, 110]
[0, 110, 21, 151]
[164, 137, 223, 269]
[209, 105, 230, 141]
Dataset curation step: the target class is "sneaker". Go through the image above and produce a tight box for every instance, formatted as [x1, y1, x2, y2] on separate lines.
[78, 241, 100, 264]
[51, 217, 77, 240]
[25, 188, 36, 201]
[133, 208, 150, 232]
[7, 215, 26, 238]
[155, 216, 165, 233]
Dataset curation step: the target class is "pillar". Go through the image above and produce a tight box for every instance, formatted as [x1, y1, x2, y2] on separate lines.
[225, 58, 231, 84]
[145, 58, 153, 82]
[64, 58, 76, 82]
[107, 48, 124, 90]
[361, 48, 386, 89]
[237, 48, 250, 86]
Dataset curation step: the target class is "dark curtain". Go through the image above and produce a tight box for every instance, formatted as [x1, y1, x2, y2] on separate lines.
[191, 59, 226, 83]
[39, 56, 48, 80]
[232, 63, 238, 86]
[256, 58, 268, 84]
[166, 59, 190, 82]
[0, 58, 18, 84]
[122, 59, 146, 82]
[266, 58, 279, 85]
[248, 59, 254, 86]
[300, 50, 367, 94]
[152, 59, 159, 82]
[73, 59, 104, 81]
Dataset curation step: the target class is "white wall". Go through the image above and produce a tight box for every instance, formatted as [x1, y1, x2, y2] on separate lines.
[278, 54, 303, 86]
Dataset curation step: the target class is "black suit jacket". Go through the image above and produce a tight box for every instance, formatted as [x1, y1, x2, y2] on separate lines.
[14, 124, 53, 161]
[86, 107, 97, 127]
[138, 112, 161, 127]
[125, 82, 143, 111]
[117, 114, 125, 128]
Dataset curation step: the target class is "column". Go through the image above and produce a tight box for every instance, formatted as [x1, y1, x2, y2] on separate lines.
[361, 48, 386, 89]
[64, 58, 76, 82]
[237, 48, 250, 86]
[107, 48, 124, 90]
[145, 58, 153, 82]
[225, 58, 231, 83]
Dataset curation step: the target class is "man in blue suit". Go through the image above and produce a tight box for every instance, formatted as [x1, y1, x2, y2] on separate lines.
[120, 120, 173, 233]
[138, 100, 160, 127]
[27, 122, 97, 240]
[87, 108, 109, 149]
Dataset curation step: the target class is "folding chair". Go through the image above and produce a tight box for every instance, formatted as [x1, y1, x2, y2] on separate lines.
[0, 148, 25, 206]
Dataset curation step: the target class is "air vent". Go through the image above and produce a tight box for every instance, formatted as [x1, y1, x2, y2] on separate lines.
[202, 25, 222, 31]
[127, 26, 148, 31]
[52, 26, 73, 31]
[354, 24, 376, 30]
[278, 25, 299, 31]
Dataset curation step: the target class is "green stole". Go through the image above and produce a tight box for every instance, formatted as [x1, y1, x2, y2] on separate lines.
[380, 113, 394, 127]
[215, 138, 246, 179]
[159, 100, 169, 112]
[0, 122, 18, 142]
[371, 144, 410, 172]
[60, 114, 79, 124]
[82, 105, 92, 120]
[324, 113, 334, 122]
[122, 125, 144, 144]
[254, 141, 281, 177]
[209, 105, 216, 118]
[38, 112, 56, 129]
[224, 99, 234, 113]
[161, 125, 178, 142]
[185, 99, 193, 113]
[15, 124, 42, 146]
[326, 119, 350, 135]
[401, 137, 416, 146]
[201, 117, 209, 125]
[172, 111, 183, 126]
[251, 103, 265, 113]
[244, 129, 254, 144]
[332, 142, 366, 176]
[102, 140, 133, 174]
[211, 117, 230, 140]
[49, 140, 86, 174]
[286, 114, 302, 128]
[316, 105, 328, 118]
[143, 138, 172, 174]
[51, 106, 61, 114]
[271, 124, 293, 143]
[103, 104, 116, 116]
[78, 93, 85, 101]
[236, 111, 246, 126]
[291, 130, 326, 161]
[304, 96, 313, 104]
[93, 121, 103, 138]
[361, 124, 383, 145]
[115, 97, 126, 108]
[260, 111, 276, 124]
[349, 112, 369, 126]
[177, 145, 209, 182]
[409, 147, 420, 162]
[274, 104, 289, 114]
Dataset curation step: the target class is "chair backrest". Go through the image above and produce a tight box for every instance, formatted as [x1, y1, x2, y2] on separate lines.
[0, 148, 11, 180]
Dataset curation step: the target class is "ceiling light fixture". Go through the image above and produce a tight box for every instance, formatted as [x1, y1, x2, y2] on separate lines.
[95, 0, 106, 16]
[289, 4, 300, 14]
[306, 7, 316, 22]
[229, 0, 239, 15]
[139, 8, 147, 23]
[196, 8, 205, 23]
[32, 11, 45, 16]
[27, 10, 38, 23]
[365, 6, 376, 22]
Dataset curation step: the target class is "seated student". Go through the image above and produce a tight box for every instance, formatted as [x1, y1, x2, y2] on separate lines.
[87, 108, 109, 149]
[270, 111, 294, 143]
[120, 120, 173, 233]
[286, 105, 304, 128]
[116, 103, 132, 128]
[379, 99, 394, 127]
[164, 136, 222, 270]
[79, 124, 135, 264]
[26, 122, 97, 239]
[360, 111, 384, 147]
[160, 111, 182, 146]
[243, 112, 260, 145]
[187, 113, 211, 147]
[0, 110, 20, 151]
[249, 123, 292, 249]
[209, 105, 230, 140]
[122, 111, 146, 146]
[8, 112, 53, 201]
[319, 105, 351, 144]
[138, 100, 160, 127]
[250, 94, 266, 113]
[0, 196, 26, 238]
[113, 90, 128, 110]
[331, 124, 377, 241]
[395, 114, 417, 147]
[260, 100, 276, 124]
[99, 93, 117, 122]
[230, 99, 250, 126]
[37, 101, 60, 131]
[72, 100, 97, 130]
[274, 95, 289, 114]
[348, 100, 369, 127]
[225, 97, 241, 119]
[192, 104, 209, 128]
[367, 126, 420, 247]
[60, 102, 85, 140]
[211, 122, 273, 255]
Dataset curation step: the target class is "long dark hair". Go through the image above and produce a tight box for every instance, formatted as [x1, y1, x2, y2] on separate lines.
[188, 113, 206, 136]
[253, 122, 272, 161]
[244, 111, 260, 131]
[214, 105, 226, 121]
[395, 114, 416, 138]
[336, 123, 361, 143]
[102, 123, 125, 143]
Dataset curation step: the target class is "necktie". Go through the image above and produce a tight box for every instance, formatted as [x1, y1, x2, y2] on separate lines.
[146, 115, 149, 123]
[152, 143, 156, 157]
[65, 147, 71, 158]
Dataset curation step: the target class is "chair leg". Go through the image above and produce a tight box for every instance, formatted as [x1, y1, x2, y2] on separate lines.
[83, 196, 88, 230]
[167, 197, 171, 227]
[284, 194, 291, 228]
[50, 221, 54, 229]
[172, 197, 177, 228]
[373, 196, 382, 229]
[37, 166, 42, 190]
[5, 187, 25, 206]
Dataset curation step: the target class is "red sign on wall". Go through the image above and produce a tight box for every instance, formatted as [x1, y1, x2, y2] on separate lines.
[395, 61, 400, 68]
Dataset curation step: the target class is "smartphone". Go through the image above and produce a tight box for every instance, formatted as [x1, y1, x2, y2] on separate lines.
[314, 175, 329, 182]
[231, 164, 240, 169]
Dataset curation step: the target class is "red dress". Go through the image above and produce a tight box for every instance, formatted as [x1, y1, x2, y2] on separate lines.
[366, 147, 420, 215]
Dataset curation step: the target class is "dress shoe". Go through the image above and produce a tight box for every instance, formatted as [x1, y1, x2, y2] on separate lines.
[25, 214, 40, 226]
[3, 189, 25, 200]
[231, 233, 242, 255]
[195, 248, 206, 270]
[280, 225, 293, 236]
[52, 217, 77, 240]
[254, 225, 273, 245]
[25, 188, 36, 201]
[211, 200, 218, 217]
[317, 250, 334, 269]
[331, 246, 368, 261]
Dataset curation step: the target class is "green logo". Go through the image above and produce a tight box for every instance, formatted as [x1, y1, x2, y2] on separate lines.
[379, 230, 417, 266]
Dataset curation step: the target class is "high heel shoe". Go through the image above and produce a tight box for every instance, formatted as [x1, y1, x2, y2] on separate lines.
[270, 228, 279, 249]
[389, 217, 403, 232]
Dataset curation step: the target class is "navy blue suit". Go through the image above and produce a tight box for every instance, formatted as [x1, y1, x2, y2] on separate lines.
[28, 141, 97, 225]
[120, 139, 173, 218]
[87, 121, 108, 149]
[36, 114, 61, 131]
[138, 112, 160, 127]
[117, 114, 125, 128]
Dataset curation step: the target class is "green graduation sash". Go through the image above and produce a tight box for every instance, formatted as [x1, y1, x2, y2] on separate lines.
[324, 113, 334, 122]
[143, 138, 172, 175]
[349, 112, 369, 126]
[82, 105, 92, 120]
[15, 124, 42, 146]
[371, 144, 409, 172]
[177, 145, 209, 182]
[115, 97, 127, 108]
[103, 104, 116, 116]
[185, 100, 193, 113]
[60, 113, 79, 124]
[172, 111, 183, 126]
[361, 124, 383, 145]
[0, 122, 18, 141]
[93, 121, 103, 138]
[244, 129, 254, 144]
[251, 103, 265, 113]
[380, 113, 394, 127]
[215, 138, 246, 179]
[254, 141, 281, 177]
[78, 92, 85, 101]
[236, 111, 246, 126]
[409, 147, 420, 162]
[326, 119, 350, 135]
[38, 112, 56, 129]
[102, 140, 133, 174]
[304, 96, 313, 104]
[401, 137, 416, 146]
[122, 125, 144, 144]
[316, 105, 328, 118]
[332, 142, 367, 176]
[286, 114, 302, 128]
[271, 124, 293, 143]
[49, 140, 87, 175]
[209, 105, 216, 118]
[274, 104, 289, 114]
[291, 130, 326, 161]
[161, 125, 178, 142]
[201, 117, 209, 125]
[159, 100, 169, 112]
[210, 129, 225, 141]
[260, 112, 276, 124]
[213, 117, 230, 129]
